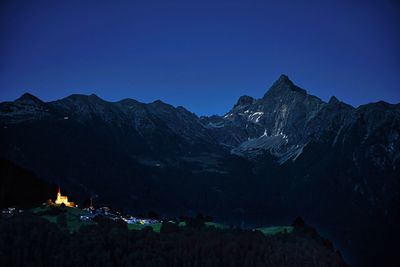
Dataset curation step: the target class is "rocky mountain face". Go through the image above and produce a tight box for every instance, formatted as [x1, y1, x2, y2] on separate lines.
[0, 75, 399, 267]
[201, 75, 400, 168]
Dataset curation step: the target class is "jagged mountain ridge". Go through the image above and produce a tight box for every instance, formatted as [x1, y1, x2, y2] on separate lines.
[1, 92, 223, 161]
[1, 75, 399, 169]
[201, 75, 400, 167]
[1, 75, 399, 173]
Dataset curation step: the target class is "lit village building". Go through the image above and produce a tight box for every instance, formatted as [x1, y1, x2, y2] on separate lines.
[54, 186, 74, 207]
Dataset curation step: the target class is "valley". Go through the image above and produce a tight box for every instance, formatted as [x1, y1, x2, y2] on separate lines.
[1, 75, 399, 266]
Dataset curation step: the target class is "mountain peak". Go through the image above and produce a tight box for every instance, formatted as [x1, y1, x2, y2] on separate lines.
[328, 96, 340, 105]
[152, 99, 166, 105]
[149, 99, 175, 109]
[263, 75, 307, 98]
[233, 95, 255, 109]
[273, 74, 296, 89]
[117, 98, 140, 105]
[88, 94, 105, 102]
[62, 94, 105, 104]
[89, 93, 100, 98]
[15, 93, 44, 104]
[277, 74, 292, 83]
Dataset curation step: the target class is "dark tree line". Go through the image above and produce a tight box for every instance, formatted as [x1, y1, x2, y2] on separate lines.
[0, 213, 347, 267]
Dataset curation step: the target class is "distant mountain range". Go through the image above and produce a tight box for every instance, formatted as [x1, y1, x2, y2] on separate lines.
[1, 75, 399, 267]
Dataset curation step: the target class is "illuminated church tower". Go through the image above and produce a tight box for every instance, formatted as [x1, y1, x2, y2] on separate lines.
[55, 186, 74, 207]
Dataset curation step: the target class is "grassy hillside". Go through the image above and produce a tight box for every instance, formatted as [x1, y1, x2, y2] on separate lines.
[29, 206, 95, 232]
[257, 226, 294, 235]
[27, 205, 294, 236]
[128, 223, 162, 232]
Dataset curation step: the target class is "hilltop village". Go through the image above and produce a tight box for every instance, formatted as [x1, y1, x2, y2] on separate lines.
[49, 186, 162, 226]
[1, 186, 162, 230]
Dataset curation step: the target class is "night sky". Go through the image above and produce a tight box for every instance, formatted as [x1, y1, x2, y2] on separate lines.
[0, 0, 399, 115]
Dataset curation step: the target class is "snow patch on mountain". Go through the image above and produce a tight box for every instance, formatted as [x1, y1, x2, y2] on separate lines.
[277, 144, 306, 164]
[248, 111, 264, 123]
[231, 130, 290, 158]
[205, 121, 225, 129]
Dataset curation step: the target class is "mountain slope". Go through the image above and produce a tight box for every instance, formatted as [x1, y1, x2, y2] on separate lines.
[0, 159, 57, 208]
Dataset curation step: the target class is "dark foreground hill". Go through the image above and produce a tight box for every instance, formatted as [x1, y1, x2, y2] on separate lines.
[0, 158, 57, 208]
[0, 212, 347, 267]
[0, 75, 399, 266]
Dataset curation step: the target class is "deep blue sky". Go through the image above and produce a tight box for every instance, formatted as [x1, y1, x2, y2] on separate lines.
[0, 0, 399, 115]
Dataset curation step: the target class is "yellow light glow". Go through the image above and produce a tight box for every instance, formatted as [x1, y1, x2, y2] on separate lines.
[55, 187, 74, 207]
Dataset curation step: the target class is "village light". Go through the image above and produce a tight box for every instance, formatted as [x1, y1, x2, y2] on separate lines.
[55, 186, 75, 207]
